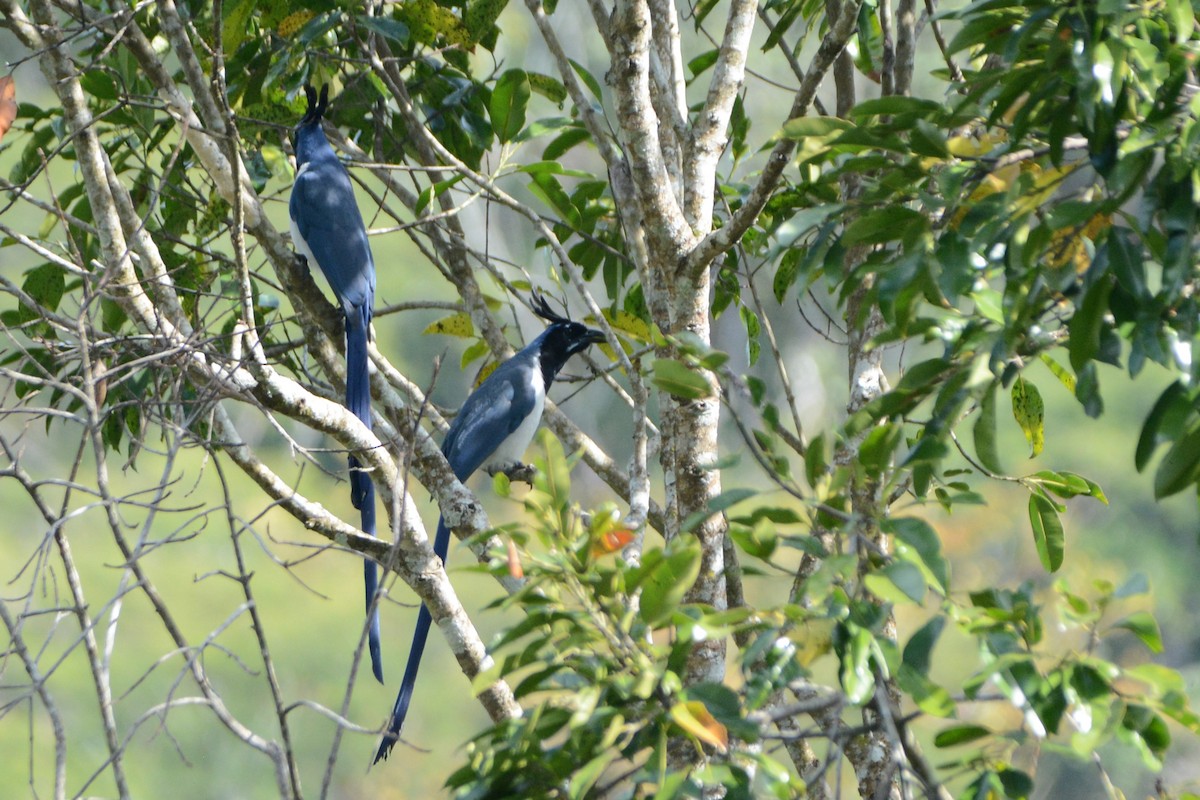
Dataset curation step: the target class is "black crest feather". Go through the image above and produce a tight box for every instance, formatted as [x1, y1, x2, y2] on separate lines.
[531, 293, 572, 325]
[300, 84, 329, 126]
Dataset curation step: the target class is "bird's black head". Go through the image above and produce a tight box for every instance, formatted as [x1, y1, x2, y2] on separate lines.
[531, 295, 605, 385]
[294, 84, 331, 167]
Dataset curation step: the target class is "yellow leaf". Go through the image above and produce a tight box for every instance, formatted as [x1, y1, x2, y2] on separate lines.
[1011, 377, 1045, 458]
[276, 10, 315, 38]
[423, 312, 475, 338]
[946, 132, 1006, 158]
[1012, 163, 1079, 218]
[1046, 213, 1111, 273]
[669, 701, 728, 752]
[603, 310, 651, 343]
[787, 617, 836, 667]
[401, 0, 473, 48]
[473, 360, 499, 387]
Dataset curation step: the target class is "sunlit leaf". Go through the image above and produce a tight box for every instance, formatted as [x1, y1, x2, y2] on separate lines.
[490, 69, 531, 144]
[973, 382, 1003, 473]
[838, 624, 876, 705]
[633, 539, 701, 626]
[934, 724, 991, 747]
[1113, 611, 1164, 653]
[1153, 422, 1200, 499]
[779, 115, 855, 139]
[651, 358, 712, 400]
[1011, 377, 1045, 458]
[423, 312, 475, 338]
[787, 617, 835, 667]
[669, 701, 728, 752]
[1028, 494, 1064, 572]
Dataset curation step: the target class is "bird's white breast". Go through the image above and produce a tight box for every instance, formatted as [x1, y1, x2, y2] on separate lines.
[486, 359, 545, 469]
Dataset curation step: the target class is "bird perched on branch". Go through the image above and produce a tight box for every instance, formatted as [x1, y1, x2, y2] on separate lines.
[374, 296, 605, 762]
[290, 84, 384, 683]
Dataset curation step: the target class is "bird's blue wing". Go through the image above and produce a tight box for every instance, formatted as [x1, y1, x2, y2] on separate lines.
[442, 363, 539, 480]
[291, 153, 383, 683]
[289, 162, 376, 309]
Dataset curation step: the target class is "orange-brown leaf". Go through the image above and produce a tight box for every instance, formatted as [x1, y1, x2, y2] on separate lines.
[670, 701, 728, 752]
[505, 538, 524, 579]
[0, 75, 16, 144]
[590, 527, 634, 557]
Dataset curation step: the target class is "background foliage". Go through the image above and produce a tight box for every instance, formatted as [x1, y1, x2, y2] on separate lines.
[2, 0, 1200, 798]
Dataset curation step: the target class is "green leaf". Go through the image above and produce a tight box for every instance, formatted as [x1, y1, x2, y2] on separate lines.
[465, 0, 509, 42]
[1011, 377, 1044, 458]
[568, 751, 616, 800]
[864, 560, 926, 604]
[22, 264, 65, 312]
[805, 432, 827, 489]
[634, 539, 702, 626]
[1039, 353, 1076, 393]
[490, 69, 531, 144]
[651, 358, 712, 400]
[569, 59, 603, 100]
[527, 171, 581, 227]
[221, 0, 257, 55]
[997, 769, 1034, 799]
[838, 625, 876, 705]
[541, 126, 589, 159]
[973, 382, 1002, 473]
[1153, 421, 1200, 499]
[886, 517, 950, 594]
[1028, 470, 1084, 498]
[687, 49, 720, 79]
[902, 617, 944, 675]
[779, 115, 855, 139]
[1136, 381, 1189, 472]
[1068, 274, 1115, 371]
[357, 15, 410, 43]
[851, 96, 944, 119]
[858, 423, 902, 472]
[1028, 494, 1065, 572]
[842, 207, 928, 246]
[933, 723, 991, 747]
[525, 73, 567, 104]
[1114, 611, 1164, 653]
[707, 488, 757, 514]
[909, 118, 949, 158]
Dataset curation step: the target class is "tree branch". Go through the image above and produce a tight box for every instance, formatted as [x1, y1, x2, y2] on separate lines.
[683, 0, 866, 280]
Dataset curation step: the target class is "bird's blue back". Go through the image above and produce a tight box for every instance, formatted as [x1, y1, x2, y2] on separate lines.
[289, 126, 376, 310]
[290, 93, 383, 683]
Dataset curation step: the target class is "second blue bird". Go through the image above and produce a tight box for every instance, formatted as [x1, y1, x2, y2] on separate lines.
[374, 296, 605, 762]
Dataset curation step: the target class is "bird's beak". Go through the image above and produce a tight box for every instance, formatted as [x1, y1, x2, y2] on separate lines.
[585, 329, 606, 345]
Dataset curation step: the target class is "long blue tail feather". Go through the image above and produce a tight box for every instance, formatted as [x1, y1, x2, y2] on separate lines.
[374, 516, 452, 763]
[345, 302, 382, 683]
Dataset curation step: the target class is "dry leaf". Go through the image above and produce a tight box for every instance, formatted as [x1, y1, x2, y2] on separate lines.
[590, 527, 634, 558]
[0, 75, 16, 144]
[669, 701, 729, 753]
[505, 538, 523, 579]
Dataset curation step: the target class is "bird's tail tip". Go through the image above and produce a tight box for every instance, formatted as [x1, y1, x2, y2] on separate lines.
[373, 734, 397, 765]
[370, 638, 384, 684]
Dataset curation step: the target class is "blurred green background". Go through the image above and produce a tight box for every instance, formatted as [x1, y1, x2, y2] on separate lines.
[3, 15, 1200, 800]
